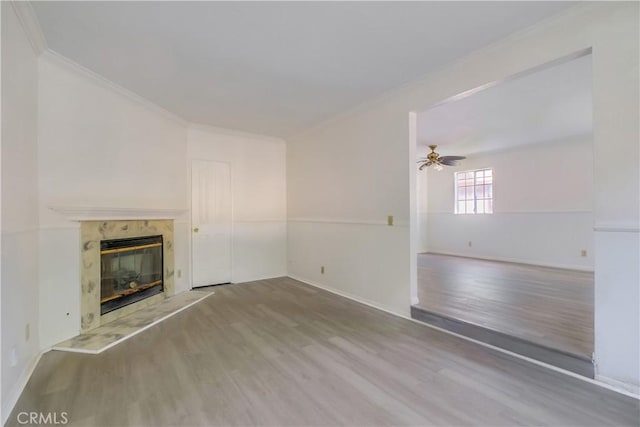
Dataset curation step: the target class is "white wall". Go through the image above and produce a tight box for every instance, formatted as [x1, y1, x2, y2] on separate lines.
[34, 52, 287, 349]
[1, 2, 40, 419]
[594, 231, 639, 389]
[287, 101, 412, 316]
[416, 169, 428, 253]
[425, 136, 594, 270]
[37, 54, 188, 228]
[287, 3, 639, 388]
[36, 52, 189, 348]
[288, 221, 408, 310]
[188, 125, 287, 284]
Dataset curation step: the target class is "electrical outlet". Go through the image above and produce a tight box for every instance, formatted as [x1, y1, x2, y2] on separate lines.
[177, 269, 182, 278]
[321, 266, 325, 274]
[581, 250, 587, 257]
[387, 215, 394, 226]
[468, 241, 473, 247]
[25, 323, 30, 341]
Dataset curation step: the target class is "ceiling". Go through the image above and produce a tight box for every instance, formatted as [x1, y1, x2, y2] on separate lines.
[417, 54, 592, 157]
[32, 1, 575, 138]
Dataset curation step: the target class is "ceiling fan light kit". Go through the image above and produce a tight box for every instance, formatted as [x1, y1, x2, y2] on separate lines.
[417, 145, 466, 171]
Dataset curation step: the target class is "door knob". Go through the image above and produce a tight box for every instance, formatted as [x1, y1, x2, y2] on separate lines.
[193, 226, 199, 233]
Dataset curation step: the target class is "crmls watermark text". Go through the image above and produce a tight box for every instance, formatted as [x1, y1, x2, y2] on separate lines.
[17, 412, 68, 425]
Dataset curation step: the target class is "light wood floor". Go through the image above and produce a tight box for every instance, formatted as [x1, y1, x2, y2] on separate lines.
[416, 253, 594, 357]
[9, 277, 636, 426]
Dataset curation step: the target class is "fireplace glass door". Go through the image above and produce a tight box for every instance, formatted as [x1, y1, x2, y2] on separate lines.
[100, 235, 164, 315]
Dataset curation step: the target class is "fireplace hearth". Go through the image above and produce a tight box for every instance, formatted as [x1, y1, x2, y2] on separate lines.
[100, 235, 164, 315]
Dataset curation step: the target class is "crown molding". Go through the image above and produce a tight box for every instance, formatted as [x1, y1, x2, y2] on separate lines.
[9, 1, 47, 55]
[40, 50, 189, 127]
[12, 2, 273, 137]
[287, 3, 599, 142]
[187, 122, 284, 142]
[48, 205, 188, 221]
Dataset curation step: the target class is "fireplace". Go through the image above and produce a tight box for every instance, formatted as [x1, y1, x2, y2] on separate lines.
[80, 219, 175, 331]
[100, 235, 164, 315]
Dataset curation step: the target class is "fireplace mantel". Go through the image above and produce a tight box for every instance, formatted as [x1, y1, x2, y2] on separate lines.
[49, 205, 188, 221]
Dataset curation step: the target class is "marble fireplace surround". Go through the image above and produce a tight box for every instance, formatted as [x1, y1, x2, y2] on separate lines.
[49, 205, 187, 333]
[80, 219, 176, 331]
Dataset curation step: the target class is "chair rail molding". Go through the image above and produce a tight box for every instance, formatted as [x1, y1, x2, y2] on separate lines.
[48, 205, 188, 221]
[593, 223, 640, 233]
[287, 217, 408, 227]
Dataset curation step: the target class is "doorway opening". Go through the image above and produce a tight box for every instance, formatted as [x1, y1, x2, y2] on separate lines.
[410, 51, 594, 377]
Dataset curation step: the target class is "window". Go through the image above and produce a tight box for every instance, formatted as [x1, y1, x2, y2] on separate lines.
[455, 168, 493, 214]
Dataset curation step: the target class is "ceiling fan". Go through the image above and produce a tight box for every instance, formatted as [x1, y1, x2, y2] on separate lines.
[417, 145, 466, 171]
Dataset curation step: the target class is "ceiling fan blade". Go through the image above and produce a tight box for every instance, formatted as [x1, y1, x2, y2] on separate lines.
[439, 159, 460, 166]
[439, 156, 466, 162]
[418, 160, 433, 170]
[416, 158, 428, 163]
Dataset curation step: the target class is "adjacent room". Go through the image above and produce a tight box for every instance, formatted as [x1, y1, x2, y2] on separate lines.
[2, 1, 638, 426]
[413, 54, 595, 377]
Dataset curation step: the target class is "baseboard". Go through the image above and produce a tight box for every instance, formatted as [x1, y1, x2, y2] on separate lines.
[286, 276, 639, 401]
[231, 273, 289, 285]
[286, 275, 410, 318]
[596, 374, 640, 396]
[2, 350, 45, 425]
[424, 251, 594, 272]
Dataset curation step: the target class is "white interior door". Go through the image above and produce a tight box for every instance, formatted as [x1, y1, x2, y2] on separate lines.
[191, 160, 232, 287]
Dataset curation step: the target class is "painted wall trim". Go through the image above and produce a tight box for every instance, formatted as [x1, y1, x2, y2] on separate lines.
[287, 4, 597, 142]
[287, 274, 409, 318]
[230, 274, 289, 285]
[1, 351, 44, 425]
[40, 51, 189, 127]
[36, 49, 292, 139]
[595, 374, 640, 396]
[426, 132, 593, 160]
[9, 1, 46, 55]
[187, 122, 283, 143]
[288, 276, 639, 400]
[423, 251, 595, 272]
[428, 210, 593, 215]
[234, 219, 287, 224]
[288, 218, 408, 227]
[593, 224, 640, 233]
[1, 226, 40, 236]
[48, 205, 188, 221]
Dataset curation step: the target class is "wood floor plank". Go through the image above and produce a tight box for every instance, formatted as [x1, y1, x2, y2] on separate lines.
[7, 277, 637, 426]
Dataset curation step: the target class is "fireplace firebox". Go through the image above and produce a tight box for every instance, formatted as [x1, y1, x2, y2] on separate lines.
[100, 235, 164, 315]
